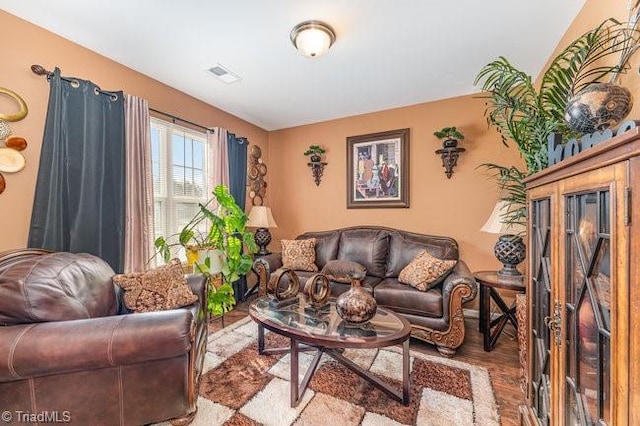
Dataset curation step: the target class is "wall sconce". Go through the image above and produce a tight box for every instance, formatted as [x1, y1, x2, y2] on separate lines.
[307, 160, 328, 186]
[304, 145, 327, 186]
[435, 146, 465, 178]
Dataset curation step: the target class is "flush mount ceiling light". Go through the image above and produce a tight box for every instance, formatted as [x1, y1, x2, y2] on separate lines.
[290, 20, 336, 58]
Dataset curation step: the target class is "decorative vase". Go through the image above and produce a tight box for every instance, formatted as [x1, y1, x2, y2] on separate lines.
[310, 154, 322, 163]
[564, 83, 633, 134]
[335, 279, 377, 324]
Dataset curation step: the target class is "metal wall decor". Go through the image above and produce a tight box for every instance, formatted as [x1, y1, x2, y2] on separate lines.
[435, 146, 465, 178]
[247, 144, 268, 206]
[0, 86, 29, 195]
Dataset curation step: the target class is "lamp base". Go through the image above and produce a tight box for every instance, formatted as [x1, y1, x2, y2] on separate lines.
[494, 234, 525, 277]
[254, 227, 272, 256]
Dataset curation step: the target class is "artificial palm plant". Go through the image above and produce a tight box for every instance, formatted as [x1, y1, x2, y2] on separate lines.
[475, 17, 639, 227]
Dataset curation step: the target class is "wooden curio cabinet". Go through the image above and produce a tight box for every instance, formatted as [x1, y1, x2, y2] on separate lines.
[520, 128, 640, 425]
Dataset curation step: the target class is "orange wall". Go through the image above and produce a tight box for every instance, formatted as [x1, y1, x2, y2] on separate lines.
[268, 95, 524, 272]
[0, 10, 269, 251]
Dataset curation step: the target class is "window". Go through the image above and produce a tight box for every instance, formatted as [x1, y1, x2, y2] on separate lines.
[151, 118, 208, 259]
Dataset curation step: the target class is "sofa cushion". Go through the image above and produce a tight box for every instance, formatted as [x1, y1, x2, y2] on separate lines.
[321, 260, 366, 283]
[297, 231, 340, 270]
[386, 231, 459, 277]
[337, 229, 389, 278]
[398, 251, 457, 291]
[0, 252, 118, 325]
[113, 259, 198, 313]
[281, 239, 318, 272]
[374, 278, 443, 318]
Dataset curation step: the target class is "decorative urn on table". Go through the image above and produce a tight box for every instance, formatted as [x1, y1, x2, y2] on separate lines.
[336, 277, 377, 324]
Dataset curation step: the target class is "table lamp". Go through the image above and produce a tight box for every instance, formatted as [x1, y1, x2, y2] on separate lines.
[481, 201, 526, 277]
[246, 206, 278, 255]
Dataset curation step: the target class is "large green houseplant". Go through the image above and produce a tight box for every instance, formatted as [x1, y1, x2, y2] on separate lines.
[474, 17, 639, 227]
[154, 185, 258, 316]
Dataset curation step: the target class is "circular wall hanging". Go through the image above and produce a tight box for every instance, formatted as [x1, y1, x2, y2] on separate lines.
[5, 136, 27, 151]
[0, 147, 26, 173]
[250, 145, 262, 159]
[0, 87, 29, 122]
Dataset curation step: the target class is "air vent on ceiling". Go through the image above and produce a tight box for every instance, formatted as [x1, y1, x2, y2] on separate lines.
[206, 64, 241, 84]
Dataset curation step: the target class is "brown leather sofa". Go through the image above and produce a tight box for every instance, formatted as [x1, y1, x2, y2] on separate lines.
[254, 226, 477, 357]
[0, 249, 207, 426]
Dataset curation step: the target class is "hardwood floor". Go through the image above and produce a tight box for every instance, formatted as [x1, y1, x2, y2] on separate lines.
[209, 300, 524, 426]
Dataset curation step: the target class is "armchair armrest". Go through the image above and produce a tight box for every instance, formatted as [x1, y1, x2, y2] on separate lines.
[0, 309, 194, 382]
[187, 273, 207, 308]
[442, 260, 477, 304]
[253, 253, 283, 296]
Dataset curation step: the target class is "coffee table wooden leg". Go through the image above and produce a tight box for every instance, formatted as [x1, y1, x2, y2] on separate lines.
[403, 339, 410, 404]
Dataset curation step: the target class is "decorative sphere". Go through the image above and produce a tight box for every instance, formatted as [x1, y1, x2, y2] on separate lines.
[564, 83, 632, 134]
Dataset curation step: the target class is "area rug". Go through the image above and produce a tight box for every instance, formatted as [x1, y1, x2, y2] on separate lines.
[162, 317, 500, 426]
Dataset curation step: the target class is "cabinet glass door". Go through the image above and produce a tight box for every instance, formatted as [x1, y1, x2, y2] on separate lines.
[564, 191, 611, 425]
[531, 198, 552, 425]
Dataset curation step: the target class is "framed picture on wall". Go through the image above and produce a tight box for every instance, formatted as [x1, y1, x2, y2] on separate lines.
[347, 128, 409, 208]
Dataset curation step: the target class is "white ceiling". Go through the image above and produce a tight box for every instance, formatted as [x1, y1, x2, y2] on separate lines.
[1, 0, 586, 131]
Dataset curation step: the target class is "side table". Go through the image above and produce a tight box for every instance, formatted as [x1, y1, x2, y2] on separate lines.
[474, 270, 526, 352]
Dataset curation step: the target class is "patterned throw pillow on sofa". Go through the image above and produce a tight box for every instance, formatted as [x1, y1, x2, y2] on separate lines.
[321, 259, 366, 283]
[113, 259, 198, 313]
[281, 238, 318, 272]
[398, 250, 457, 291]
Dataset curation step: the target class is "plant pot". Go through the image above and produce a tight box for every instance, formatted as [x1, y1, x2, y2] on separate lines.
[443, 139, 458, 148]
[188, 247, 222, 274]
[564, 83, 633, 134]
[309, 154, 322, 163]
[335, 279, 377, 324]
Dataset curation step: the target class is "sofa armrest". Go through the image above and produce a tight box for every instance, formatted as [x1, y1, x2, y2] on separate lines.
[442, 260, 477, 304]
[253, 253, 283, 296]
[0, 309, 194, 382]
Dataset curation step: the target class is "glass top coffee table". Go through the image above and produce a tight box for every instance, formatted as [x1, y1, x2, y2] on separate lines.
[249, 296, 411, 407]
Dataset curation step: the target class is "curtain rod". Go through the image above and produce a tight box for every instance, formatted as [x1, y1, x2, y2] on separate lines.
[31, 64, 119, 99]
[30, 64, 247, 140]
[148, 108, 213, 133]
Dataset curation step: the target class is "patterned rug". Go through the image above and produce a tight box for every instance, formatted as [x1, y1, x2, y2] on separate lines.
[162, 317, 500, 426]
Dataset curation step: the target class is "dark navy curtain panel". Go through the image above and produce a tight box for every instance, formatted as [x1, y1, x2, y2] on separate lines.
[28, 68, 126, 273]
[227, 133, 248, 210]
[227, 132, 248, 299]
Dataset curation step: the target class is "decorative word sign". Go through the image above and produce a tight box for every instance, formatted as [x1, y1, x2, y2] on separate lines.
[548, 120, 639, 166]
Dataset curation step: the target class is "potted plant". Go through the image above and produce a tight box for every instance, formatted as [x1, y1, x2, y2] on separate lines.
[433, 127, 465, 148]
[154, 184, 258, 317]
[474, 17, 638, 227]
[304, 145, 326, 163]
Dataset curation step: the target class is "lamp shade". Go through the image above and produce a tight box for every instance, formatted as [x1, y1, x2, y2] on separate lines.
[246, 206, 278, 229]
[290, 20, 336, 58]
[480, 201, 525, 234]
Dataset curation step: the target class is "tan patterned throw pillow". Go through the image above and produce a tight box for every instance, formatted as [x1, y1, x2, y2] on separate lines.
[398, 250, 457, 291]
[281, 238, 318, 272]
[113, 259, 198, 313]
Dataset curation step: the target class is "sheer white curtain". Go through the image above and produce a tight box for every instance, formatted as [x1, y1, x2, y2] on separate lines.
[124, 94, 153, 272]
[207, 127, 230, 193]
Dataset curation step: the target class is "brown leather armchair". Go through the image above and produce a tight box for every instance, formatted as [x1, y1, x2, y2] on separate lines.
[0, 249, 207, 426]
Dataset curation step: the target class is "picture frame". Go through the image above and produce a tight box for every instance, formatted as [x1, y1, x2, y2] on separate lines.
[346, 128, 409, 208]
